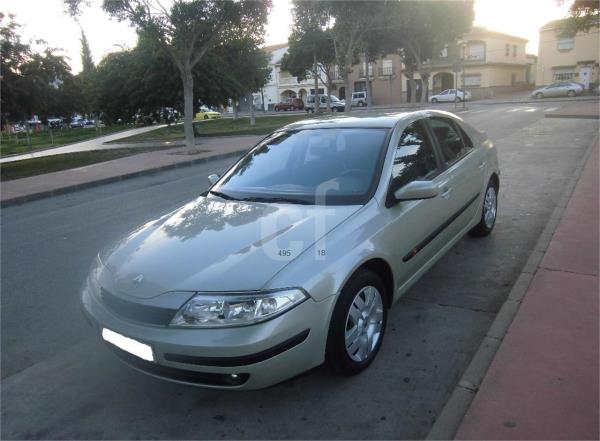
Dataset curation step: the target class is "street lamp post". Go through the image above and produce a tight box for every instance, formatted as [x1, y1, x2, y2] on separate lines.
[460, 41, 467, 110]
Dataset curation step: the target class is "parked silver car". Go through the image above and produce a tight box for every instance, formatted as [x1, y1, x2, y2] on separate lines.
[531, 82, 582, 99]
[429, 89, 472, 103]
[82, 110, 500, 390]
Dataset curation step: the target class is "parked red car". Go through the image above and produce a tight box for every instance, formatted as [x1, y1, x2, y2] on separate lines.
[274, 98, 304, 111]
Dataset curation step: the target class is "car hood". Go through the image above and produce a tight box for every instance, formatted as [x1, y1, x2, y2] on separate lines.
[100, 196, 360, 298]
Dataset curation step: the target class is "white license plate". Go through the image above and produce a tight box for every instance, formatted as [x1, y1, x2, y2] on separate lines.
[102, 328, 154, 362]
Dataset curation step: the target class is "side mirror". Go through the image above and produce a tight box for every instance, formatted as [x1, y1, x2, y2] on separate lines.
[208, 174, 220, 185]
[394, 180, 440, 201]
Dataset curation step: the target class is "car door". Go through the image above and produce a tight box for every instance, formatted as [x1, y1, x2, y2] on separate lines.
[425, 116, 484, 239]
[380, 119, 449, 288]
[446, 89, 457, 102]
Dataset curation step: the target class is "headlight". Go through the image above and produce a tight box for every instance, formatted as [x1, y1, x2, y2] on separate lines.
[169, 289, 308, 328]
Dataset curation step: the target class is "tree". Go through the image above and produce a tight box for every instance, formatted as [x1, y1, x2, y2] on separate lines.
[1, 13, 33, 127]
[559, 0, 600, 35]
[388, 0, 474, 103]
[65, 0, 271, 149]
[1, 13, 80, 127]
[328, 1, 390, 112]
[79, 29, 94, 74]
[281, 1, 334, 112]
[77, 29, 97, 118]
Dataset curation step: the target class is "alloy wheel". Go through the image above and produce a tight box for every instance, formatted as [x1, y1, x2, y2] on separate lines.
[484, 186, 497, 229]
[345, 286, 384, 362]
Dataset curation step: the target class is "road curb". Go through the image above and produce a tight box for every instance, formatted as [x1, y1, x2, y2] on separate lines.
[544, 113, 599, 119]
[426, 132, 599, 440]
[0, 149, 247, 208]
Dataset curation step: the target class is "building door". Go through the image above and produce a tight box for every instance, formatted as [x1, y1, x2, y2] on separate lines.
[580, 67, 592, 90]
[338, 87, 346, 100]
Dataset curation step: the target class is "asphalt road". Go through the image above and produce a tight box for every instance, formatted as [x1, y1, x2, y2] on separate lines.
[1, 101, 598, 439]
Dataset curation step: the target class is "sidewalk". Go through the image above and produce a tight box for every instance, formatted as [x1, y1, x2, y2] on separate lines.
[545, 99, 599, 119]
[1, 135, 261, 207]
[0, 124, 168, 164]
[455, 141, 599, 439]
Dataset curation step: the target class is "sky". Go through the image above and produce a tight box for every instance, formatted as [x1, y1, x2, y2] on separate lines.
[2, 0, 573, 74]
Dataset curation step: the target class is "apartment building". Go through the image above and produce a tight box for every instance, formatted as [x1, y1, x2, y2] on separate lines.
[257, 43, 329, 111]
[535, 19, 599, 88]
[257, 27, 534, 108]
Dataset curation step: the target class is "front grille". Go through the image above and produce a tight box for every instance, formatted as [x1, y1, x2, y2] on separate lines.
[100, 288, 178, 326]
[108, 345, 250, 387]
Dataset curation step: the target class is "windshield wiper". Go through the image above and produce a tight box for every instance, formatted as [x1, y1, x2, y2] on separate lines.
[209, 190, 238, 201]
[240, 196, 312, 205]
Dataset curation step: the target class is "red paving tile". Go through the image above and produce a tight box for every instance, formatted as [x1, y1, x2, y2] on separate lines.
[456, 142, 599, 440]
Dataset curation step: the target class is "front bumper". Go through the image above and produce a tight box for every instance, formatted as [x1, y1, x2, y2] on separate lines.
[81, 279, 336, 390]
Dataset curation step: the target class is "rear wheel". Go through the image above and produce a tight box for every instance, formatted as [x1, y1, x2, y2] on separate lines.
[567, 90, 576, 97]
[469, 179, 498, 237]
[326, 269, 387, 375]
[535, 92, 544, 99]
[203, 115, 209, 120]
[358, 101, 365, 107]
[332, 107, 338, 113]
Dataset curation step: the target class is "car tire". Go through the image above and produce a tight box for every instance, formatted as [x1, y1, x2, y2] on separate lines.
[469, 179, 498, 237]
[431, 98, 438, 103]
[307, 108, 313, 114]
[326, 269, 388, 375]
[535, 92, 544, 99]
[567, 90, 576, 97]
[204, 115, 209, 120]
[332, 107, 338, 113]
[358, 101, 365, 107]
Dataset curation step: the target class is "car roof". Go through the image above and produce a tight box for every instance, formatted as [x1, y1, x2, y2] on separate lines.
[279, 110, 460, 131]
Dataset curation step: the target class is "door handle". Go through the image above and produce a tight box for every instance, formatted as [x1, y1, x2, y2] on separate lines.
[478, 161, 486, 170]
[440, 186, 452, 199]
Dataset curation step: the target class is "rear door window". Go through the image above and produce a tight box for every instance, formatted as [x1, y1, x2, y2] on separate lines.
[428, 117, 472, 165]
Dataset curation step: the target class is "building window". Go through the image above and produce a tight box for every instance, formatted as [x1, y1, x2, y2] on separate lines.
[379, 59, 393, 76]
[439, 45, 448, 58]
[467, 42, 485, 60]
[512, 45, 517, 57]
[354, 81, 367, 92]
[463, 74, 481, 87]
[505, 44, 510, 56]
[557, 37, 575, 50]
[553, 68, 578, 81]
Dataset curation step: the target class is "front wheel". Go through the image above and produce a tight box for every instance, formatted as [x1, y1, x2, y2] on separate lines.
[535, 92, 544, 99]
[326, 269, 387, 375]
[203, 115, 209, 120]
[431, 98, 438, 103]
[567, 90, 576, 97]
[332, 107, 338, 113]
[469, 179, 498, 237]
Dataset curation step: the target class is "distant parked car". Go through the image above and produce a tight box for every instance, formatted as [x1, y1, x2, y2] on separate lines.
[70, 117, 85, 128]
[47, 118, 63, 129]
[531, 82, 582, 99]
[274, 98, 305, 112]
[306, 95, 345, 113]
[429, 89, 472, 103]
[351, 91, 367, 107]
[195, 107, 221, 120]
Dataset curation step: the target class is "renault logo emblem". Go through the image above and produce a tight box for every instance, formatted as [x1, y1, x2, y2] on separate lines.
[132, 274, 144, 285]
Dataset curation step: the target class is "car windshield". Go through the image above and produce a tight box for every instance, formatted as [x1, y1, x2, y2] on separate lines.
[212, 128, 389, 205]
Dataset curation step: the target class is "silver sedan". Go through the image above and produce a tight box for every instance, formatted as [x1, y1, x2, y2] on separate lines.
[531, 81, 582, 98]
[81, 110, 500, 389]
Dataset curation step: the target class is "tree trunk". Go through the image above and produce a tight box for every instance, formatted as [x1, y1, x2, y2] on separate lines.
[365, 55, 373, 108]
[181, 67, 195, 150]
[249, 93, 256, 126]
[313, 53, 320, 114]
[233, 100, 238, 120]
[420, 72, 430, 104]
